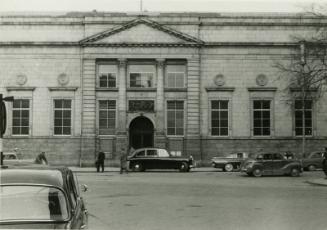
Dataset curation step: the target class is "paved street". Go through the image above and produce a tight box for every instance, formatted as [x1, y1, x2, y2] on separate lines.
[77, 169, 326, 230]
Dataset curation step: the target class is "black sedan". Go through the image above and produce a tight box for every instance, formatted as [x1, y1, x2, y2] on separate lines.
[0, 164, 88, 229]
[127, 148, 195, 172]
[241, 152, 302, 177]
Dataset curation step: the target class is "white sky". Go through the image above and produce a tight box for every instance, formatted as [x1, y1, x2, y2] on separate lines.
[0, 0, 326, 13]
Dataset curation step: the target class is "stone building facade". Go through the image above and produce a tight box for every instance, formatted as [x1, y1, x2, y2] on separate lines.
[0, 12, 326, 166]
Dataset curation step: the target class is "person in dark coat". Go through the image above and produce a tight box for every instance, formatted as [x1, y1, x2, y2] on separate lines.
[35, 152, 48, 165]
[120, 148, 129, 174]
[96, 151, 105, 172]
[323, 147, 327, 178]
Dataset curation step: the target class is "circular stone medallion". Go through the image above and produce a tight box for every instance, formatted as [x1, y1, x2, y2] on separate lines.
[16, 74, 27, 86]
[58, 73, 69, 86]
[256, 74, 268, 86]
[214, 74, 225, 86]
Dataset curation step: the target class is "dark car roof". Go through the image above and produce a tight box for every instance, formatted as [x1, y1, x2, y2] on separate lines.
[0, 165, 69, 189]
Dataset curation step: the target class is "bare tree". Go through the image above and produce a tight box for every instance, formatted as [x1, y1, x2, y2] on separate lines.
[274, 8, 327, 156]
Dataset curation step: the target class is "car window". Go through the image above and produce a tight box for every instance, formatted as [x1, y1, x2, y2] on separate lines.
[0, 185, 69, 221]
[256, 154, 264, 160]
[158, 149, 170, 157]
[237, 153, 243, 158]
[147, 149, 158, 157]
[311, 152, 322, 158]
[273, 153, 283, 160]
[67, 174, 77, 208]
[136, 150, 145, 157]
[263, 154, 273, 160]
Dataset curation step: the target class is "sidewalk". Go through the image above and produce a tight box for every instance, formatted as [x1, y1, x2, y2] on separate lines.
[69, 166, 218, 173]
[306, 178, 327, 187]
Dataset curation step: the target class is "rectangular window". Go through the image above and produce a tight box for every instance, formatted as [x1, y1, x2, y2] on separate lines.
[295, 100, 312, 136]
[167, 101, 184, 136]
[12, 99, 30, 135]
[129, 65, 155, 88]
[99, 100, 116, 135]
[54, 99, 71, 135]
[98, 64, 117, 88]
[211, 100, 229, 136]
[166, 65, 185, 88]
[253, 100, 271, 136]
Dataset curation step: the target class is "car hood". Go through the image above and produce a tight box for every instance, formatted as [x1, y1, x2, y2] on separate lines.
[0, 222, 68, 229]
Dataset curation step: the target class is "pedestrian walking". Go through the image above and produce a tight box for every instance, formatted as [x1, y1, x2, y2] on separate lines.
[96, 151, 105, 172]
[35, 152, 48, 165]
[120, 148, 129, 174]
[322, 147, 327, 179]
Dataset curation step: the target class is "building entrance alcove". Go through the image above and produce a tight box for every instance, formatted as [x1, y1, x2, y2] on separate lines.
[129, 116, 154, 149]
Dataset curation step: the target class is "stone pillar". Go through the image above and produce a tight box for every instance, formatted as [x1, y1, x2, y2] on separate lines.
[117, 58, 127, 135]
[155, 58, 166, 148]
[116, 58, 128, 157]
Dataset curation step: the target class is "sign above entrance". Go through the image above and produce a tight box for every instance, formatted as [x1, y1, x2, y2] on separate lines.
[128, 100, 154, 112]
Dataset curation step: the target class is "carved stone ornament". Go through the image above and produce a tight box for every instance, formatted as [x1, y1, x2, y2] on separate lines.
[214, 74, 225, 86]
[256, 74, 268, 86]
[16, 74, 27, 86]
[57, 73, 69, 86]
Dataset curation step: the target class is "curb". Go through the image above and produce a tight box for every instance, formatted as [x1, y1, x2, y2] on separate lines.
[306, 179, 327, 187]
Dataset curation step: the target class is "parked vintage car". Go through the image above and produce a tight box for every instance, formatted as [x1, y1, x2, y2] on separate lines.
[211, 152, 249, 172]
[0, 164, 88, 229]
[240, 152, 302, 177]
[301, 151, 325, 171]
[127, 148, 195, 172]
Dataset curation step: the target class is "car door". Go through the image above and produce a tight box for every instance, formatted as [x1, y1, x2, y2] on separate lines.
[67, 172, 85, 229]
[261, 153, 274, 175]
[146, 149, 159, 169]
[272, 153, 289, 175]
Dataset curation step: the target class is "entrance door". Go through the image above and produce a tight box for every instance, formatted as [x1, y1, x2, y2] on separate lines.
[129, 116, 154, 149]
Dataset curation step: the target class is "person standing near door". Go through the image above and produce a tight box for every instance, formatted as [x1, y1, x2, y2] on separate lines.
[96, 151, 105, 173]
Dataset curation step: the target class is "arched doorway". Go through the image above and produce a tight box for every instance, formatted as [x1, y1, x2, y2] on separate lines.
[129, 116, 154, 149]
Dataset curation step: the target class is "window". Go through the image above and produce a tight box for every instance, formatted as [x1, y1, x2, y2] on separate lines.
[54, 99, 71, 135]
[166, 65, 185, 88]
[167, 101, 184, 136]
[294, 100, 312, 136]
[253, 100, 271, 136]
[12, 99, 30, 135]
[99, 100, 116, 135]
[147, 149, 157, 156]
[98, 64, 117, 88]
[211, 100, 229, 136]
[136, 150, 145, 157]
[129, 65, 155, 88]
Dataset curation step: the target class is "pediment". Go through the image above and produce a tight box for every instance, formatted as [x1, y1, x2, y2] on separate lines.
[80, 18, 203, 47]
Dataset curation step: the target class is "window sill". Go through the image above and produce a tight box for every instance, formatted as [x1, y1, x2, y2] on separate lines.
[164, 88, 187, 92]
[127, 88, 157, 92]
[96, 87, 119, 92]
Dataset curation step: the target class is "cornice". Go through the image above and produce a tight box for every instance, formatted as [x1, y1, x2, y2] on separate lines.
[205, 87, 235, 92]
[6, 86, 36, 91]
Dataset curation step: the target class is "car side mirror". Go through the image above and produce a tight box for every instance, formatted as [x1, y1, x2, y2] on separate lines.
[81, 184, 88, 192]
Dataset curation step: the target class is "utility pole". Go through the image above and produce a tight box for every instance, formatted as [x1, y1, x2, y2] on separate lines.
[300, 41, 306, 156]
[0, 94, 14, 165]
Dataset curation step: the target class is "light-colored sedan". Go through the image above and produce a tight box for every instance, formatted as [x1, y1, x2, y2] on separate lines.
[211, 152, 249, 172]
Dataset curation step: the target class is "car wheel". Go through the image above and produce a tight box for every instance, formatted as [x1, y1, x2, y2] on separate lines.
[290, 168, 300, 177]
[224, 163, 234, 172]
[179, 162, 189, 172]
[252, 168, 262, 177]
[307, 165, 316, 171]
[132, 163, 143, 172]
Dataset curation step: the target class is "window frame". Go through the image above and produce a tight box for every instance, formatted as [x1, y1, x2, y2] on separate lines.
[11, 98, 31, 136]
[165, 64, 186, 88]
[98, 99, 117, 135]
[210, 99, 230, 137]
[97, 62, 118, 88]
[251, 99, 273, 137]
[294, 99, 313, 137]
[166, 100, 185, 137]
[52, 98, 73, 136]
[128, 63, 156, 88]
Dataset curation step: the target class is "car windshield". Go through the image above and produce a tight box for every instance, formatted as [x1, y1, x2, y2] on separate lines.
[0, 185, 69, 222]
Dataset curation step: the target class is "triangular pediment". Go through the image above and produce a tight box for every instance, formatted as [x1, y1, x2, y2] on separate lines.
[80, 18, 204, 47]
